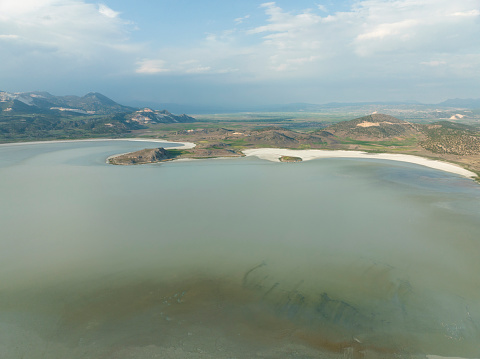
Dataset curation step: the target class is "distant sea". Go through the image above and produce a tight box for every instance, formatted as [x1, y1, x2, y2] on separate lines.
[1, 140, 479, 358]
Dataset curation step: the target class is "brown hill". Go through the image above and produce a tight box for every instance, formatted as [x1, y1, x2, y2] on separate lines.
[420, 121, 480, 155]
[109, 148, 170, 165]
[327, 114, 419, 140]
[172, 127, 328, 149]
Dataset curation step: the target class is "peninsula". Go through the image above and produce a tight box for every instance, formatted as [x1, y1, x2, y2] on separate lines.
[105, 113, 480, 181]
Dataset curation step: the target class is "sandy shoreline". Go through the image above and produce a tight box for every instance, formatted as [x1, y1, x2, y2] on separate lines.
[1, 139, 477, 179]
[242, 148, 478, 179]
[0, 137, 196, 150]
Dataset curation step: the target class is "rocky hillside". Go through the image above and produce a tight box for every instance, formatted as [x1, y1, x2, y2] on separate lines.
[0, 91, 135, 115]
[327, 113, 419, 139]
[128, 108, 195, 124]
[109, 148, 170, 165]
[0, 91, 199, 142]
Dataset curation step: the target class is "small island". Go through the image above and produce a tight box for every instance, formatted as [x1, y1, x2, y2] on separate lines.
[279, 156, 302, 162]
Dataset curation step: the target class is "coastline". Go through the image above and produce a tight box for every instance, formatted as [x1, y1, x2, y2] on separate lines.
[0, 137, 197, 150]
[1, 138, 477, 180]
[242, 148, 478, 179]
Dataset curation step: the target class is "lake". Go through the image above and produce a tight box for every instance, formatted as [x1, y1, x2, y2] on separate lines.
[0, 140, 479, 358]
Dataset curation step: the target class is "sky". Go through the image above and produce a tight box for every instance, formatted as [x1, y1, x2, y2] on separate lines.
[1, 0, 480, 109]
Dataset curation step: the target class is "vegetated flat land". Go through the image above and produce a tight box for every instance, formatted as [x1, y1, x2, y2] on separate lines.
[144, 112, 342, 133]
[194, 112, 353, 123]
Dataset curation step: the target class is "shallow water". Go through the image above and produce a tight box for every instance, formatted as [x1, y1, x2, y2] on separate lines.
[0, 141, 479, 358]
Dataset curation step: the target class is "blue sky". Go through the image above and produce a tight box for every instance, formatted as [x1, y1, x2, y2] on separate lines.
[1, 0, 480, 109]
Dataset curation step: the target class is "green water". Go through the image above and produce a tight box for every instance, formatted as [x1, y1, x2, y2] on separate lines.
[0, 141, 479, 358]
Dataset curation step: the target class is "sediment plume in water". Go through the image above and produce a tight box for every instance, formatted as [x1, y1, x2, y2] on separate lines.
[0, 272, 418, 358]
[1, 259, 478, 358]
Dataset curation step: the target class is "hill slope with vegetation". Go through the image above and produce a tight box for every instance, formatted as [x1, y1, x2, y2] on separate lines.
[326, 114, 420, 139]
[0, 92, 196, 142]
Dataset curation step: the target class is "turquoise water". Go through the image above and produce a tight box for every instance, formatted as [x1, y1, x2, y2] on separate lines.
[0, 141, 479, 358]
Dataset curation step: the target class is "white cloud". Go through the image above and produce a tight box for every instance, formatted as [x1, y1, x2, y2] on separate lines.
[317, 5, 328, 12]
[0, 0, 55, 18]
[351, 0, 480, 56]
[2, 0, 480, 103]
[0, 0, 136, 59]
[0, 0, 144, 96]
[133, 0, 480, 90]
[136, 59, 170, 74]
[180, 60, 199, 66]
[98, 4, 120, 19]
[452, 9, 480, 16]
[234, 15, 250, 24]
[421, 60, 447, 66]
[249, 3, 321, 34]
[185, 66, 212, 74]
[240, 0, 480, 78]
[356, 20, 419, 41]
[0, 34, 19, 39]
[135, 56, 237, 76]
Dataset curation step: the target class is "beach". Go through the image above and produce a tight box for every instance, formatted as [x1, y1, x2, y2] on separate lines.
[0, 137, 197, 150]
[1, 139, 477, 180]
[242, 148, 478, 179]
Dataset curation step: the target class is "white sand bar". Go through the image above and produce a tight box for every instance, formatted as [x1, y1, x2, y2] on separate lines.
[0, 138, 196, 150]
[242, 148, 477, 179]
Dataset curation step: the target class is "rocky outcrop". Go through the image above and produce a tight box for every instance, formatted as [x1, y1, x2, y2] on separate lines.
[109, 147, 170, 165]
[280, 156, 302, 162]
[128, 108, 196, 124]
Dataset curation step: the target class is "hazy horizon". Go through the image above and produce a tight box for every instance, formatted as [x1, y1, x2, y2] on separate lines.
[2, 88, 477, 115]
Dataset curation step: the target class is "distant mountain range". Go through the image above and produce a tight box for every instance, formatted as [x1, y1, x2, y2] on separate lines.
[255, 99, 480, 112]
[0, 91, 136, 115]
[0, 91, 200, 123]
[0, 91, 196, 142]
[437, 98, 480, 108]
